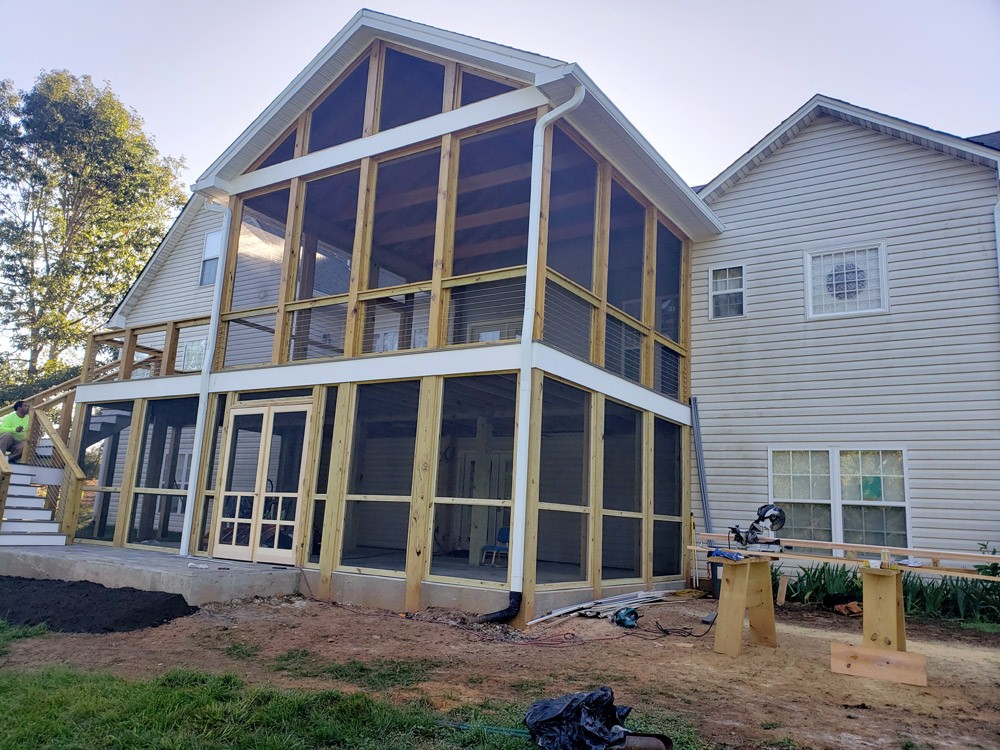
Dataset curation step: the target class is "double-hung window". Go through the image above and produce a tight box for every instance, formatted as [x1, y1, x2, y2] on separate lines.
[709, 265, 744, 319]
[770, 448, 908, 548]
[804, 242, 888, 318]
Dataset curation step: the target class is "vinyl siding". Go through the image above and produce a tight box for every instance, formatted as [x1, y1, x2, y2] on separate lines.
[691, 115, 1000, 553]
[123, 203, 224, 327]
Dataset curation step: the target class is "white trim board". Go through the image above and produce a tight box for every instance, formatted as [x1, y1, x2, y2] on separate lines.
[75, 375, 201, 404]
[531, 344, 691, 425]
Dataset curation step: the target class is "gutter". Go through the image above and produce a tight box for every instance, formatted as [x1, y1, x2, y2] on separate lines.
[483, 84, 586, 623]
[179, 197, 232, 556]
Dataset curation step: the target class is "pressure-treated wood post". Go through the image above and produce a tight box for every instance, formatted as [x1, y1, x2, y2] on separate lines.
[861, 567, 906, 651]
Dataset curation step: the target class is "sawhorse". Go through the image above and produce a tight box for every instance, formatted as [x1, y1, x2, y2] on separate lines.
[713, 558, 777, 656]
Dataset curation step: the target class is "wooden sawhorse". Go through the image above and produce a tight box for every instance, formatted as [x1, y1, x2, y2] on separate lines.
[831, 567, 927, 685]
[713, 558, 777, 656]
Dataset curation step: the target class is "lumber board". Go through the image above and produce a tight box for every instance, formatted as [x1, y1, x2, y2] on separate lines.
[830, 642, 927, 686]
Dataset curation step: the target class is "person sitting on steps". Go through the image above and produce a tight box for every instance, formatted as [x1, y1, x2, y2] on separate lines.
[0, 400, 31, 464]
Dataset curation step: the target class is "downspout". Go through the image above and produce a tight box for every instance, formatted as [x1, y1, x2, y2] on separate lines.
[179, 197, 233, 556]
[994, 182, 1000, 302]
[479, 83, 586, 624]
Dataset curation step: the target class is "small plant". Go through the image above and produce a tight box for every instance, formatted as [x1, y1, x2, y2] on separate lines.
[974, 541, 999, 578]
[0, 620, 47, 657]
[223, 641, 262, 660]
[510, 678, 547, 697]
[761, 720, 783, 730]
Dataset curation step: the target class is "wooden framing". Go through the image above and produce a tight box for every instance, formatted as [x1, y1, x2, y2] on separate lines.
[641, 208, 657, 387]
[405, 376, 443, 610]
[713, 558, 778, 657]
[591, 162, 612, 366]
[111, 400, 147, 548]
[642, 410, 655, 585]
[588, 393, 605, 597]
[188, 393, 224, 556]
[344, 157, 376, 357]
[271, 178, 306, 363]
[214, 196, 244, 370]
[532, 115, 554, 341]
[428, 133, 458, 348]
[319, 384, 356, 594]
[295, 385, 327, 568]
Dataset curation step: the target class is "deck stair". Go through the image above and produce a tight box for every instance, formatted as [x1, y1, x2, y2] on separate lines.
[0, 463, 69, 546]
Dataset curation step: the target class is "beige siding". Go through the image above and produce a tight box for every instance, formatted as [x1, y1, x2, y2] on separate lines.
[124, 203, 224, 327]
[691, 115, 1000, 553]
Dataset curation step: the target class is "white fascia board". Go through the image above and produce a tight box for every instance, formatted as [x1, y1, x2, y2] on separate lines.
[531, 344, 691, 425]
[75, 375, 201, 405]
[538, 66, 723, 240]
[220, 86, 548, 196]
[209, 344, 521, 393]
[360, 13, 561, 76]
[701, 94, 1000, 201]
[195, 10, 562, 189]
[195, 10, 371, 186]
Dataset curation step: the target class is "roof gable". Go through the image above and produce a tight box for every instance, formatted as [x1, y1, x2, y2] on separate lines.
[700, 95, 1000, 205]
[196, 10, 564, 188]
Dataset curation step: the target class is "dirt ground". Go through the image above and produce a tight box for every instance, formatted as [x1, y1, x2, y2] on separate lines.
[2, 580, 999, 750]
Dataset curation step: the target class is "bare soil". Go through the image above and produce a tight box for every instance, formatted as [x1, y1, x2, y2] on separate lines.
[2, 579, 999, 750]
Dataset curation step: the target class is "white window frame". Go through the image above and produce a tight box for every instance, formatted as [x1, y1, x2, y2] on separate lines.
[199, 230, 223, 287]
[767, 445, 912, 549]
[803, 240, 889, 320]
[707, 263, 746, 320]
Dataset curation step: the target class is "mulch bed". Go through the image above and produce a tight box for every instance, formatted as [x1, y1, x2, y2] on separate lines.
[0, 576, 197, 633]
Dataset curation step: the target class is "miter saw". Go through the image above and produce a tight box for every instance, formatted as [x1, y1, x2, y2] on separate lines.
[729, 503, 786, 553]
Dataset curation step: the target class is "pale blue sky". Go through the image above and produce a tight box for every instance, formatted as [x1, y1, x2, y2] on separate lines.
[3, 0, 999, 188]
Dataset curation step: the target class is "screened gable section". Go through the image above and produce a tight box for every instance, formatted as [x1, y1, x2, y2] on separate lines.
[246, 41, 525, 174]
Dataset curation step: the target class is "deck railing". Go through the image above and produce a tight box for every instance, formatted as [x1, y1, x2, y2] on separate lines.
[84, 316, 211, 384]
[0, 452, 11, 527]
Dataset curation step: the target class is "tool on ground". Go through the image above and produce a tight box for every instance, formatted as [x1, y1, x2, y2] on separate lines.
[610, 607, 641, 628]
[729, 504, 785, 552]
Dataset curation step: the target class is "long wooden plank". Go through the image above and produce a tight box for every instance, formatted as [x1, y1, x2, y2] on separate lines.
[830, 642, 927, 686]
[405, 377, 442, 611]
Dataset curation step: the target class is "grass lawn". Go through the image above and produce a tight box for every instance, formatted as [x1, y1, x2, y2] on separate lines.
[0, 668, 706, 750]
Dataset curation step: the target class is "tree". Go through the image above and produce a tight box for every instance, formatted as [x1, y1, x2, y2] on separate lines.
[0, 71, 185, 376]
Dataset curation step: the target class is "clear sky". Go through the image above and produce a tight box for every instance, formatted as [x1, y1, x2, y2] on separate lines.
[3, 0, 999, 189]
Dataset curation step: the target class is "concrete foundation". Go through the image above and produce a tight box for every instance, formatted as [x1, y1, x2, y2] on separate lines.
[0, 545, 301, 605]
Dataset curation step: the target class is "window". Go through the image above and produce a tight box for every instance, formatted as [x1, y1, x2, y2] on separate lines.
[805, 243, 887, 318]
[709, 265, 744, 319]
[769, 448, 907, 548]
[199, 231, 222, 286]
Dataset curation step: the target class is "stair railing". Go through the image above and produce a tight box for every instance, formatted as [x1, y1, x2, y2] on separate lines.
[15, 410, 85, 538]
[0, 452, 11, 526]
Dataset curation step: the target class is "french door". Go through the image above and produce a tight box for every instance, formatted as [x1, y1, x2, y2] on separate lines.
[213, 404, 311, 565]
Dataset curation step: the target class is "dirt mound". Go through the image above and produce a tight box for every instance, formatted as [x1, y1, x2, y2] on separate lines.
[0, 576, 197, 633]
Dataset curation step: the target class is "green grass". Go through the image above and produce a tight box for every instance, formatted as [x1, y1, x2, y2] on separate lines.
[958, 620, 1000, 634]
[222, 641, 261, 660]
[0, 620, 47, 656]
[0, 668, 541, 750]
[272, 648, 441, 690]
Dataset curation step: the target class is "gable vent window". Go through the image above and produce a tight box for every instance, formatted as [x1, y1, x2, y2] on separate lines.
[806, 244, 887, 318]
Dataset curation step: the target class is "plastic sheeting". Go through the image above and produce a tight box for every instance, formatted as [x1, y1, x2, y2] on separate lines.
[524, 686, 631, 750]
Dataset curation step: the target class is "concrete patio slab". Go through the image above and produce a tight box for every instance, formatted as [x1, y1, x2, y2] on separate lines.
[0, 545, 301, 605]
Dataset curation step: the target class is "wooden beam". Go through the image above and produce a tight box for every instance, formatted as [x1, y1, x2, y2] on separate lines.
[830, 642, 927, 686]
[405, 376, 442, 611]
[319, 384, 356, 597]
[862, 567, 906, 651]
[214, 196, 243, 370]
[112, 400, 147, 548]
[119, 329, 137, 380]
[161, 321, 180, 376]
[713, 558, 777, 657]
[188, 393, 222, 555]
[592, 162, 612, 366]
[428, 134, 457, 349]
[680, 238, 692, 400]
[271, 178, 306, 364]
[533, 114, 553, 341]
[642, 208, 656, 388]
[589, 394, 605, 597]
[365, 41, 384, 136]
[344, 158, 375, 358]
[642, 410, 654, 585]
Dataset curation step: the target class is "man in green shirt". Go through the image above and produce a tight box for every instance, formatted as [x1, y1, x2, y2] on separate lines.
[0, 400, 30, 463]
